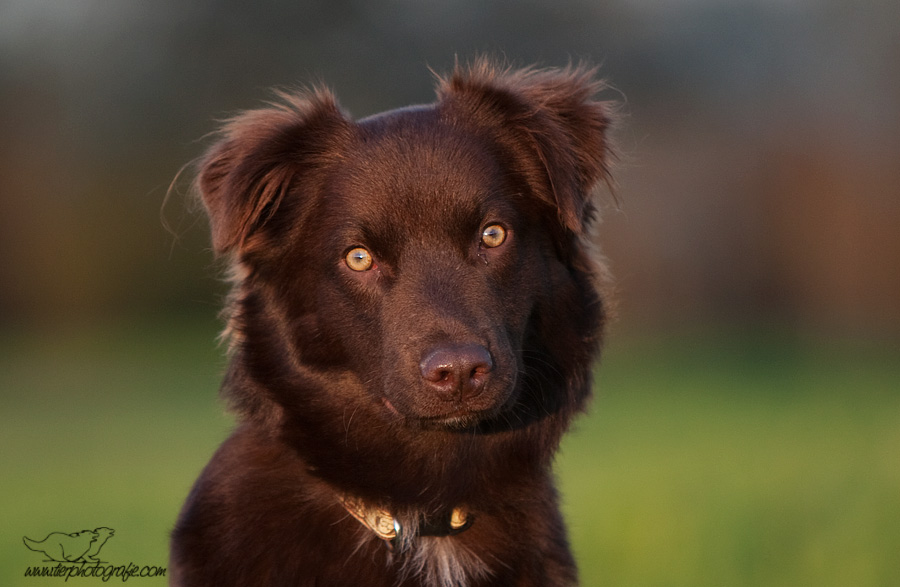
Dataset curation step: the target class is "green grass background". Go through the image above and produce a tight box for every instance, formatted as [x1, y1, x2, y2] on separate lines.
[2, 319, 898, 586]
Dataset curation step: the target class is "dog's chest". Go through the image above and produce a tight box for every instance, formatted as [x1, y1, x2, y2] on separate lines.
[395, 536, 491, 587]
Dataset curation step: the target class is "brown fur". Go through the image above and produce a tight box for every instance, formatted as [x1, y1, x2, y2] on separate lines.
[170, 58, 614, 587]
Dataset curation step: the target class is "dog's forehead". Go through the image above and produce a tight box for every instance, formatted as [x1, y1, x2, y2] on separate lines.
[337, 107, 503, 215]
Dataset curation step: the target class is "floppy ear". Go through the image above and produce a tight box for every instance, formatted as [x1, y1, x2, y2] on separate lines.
[196, 89, 350, 255]
[437, 59, 614, 234]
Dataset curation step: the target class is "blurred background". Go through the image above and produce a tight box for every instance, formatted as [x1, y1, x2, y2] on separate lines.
[2, 1, 898, 585]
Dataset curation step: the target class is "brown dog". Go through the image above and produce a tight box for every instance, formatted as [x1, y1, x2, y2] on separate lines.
[170, 58, 614, 587]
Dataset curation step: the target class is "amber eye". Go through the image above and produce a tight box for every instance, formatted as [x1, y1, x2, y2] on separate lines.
[480, 224, 507, 248]
[345, 247, 374, 271]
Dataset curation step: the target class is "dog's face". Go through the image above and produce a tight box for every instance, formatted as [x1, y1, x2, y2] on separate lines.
[197, 62, 612, 438]
[310, 109, 555, 427]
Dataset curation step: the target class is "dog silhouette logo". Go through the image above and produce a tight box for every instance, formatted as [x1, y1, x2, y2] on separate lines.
[23, 527, 115, 563]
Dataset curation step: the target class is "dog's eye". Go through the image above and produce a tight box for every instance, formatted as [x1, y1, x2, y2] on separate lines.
[480, 224, 507, 248]
[345, 247, 374, 271]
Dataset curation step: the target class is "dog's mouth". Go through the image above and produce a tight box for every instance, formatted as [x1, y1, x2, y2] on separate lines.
[381, 396, 500, 430]
[420, 409, 495, 430]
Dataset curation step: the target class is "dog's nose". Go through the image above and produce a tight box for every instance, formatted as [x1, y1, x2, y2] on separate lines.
[419, 344, 493, 401]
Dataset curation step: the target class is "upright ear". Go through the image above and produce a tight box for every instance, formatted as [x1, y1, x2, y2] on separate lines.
[436, 59, 615, 235]
[196, 89, 351, 255]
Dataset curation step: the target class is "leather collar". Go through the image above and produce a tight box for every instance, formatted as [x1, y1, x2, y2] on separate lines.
[339, 495, 473, 550]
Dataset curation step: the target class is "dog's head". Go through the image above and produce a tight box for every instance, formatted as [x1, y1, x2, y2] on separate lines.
[196, 60, 613, 436]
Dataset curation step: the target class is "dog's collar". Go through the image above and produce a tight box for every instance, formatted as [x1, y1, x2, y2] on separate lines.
[339, 495, 473, 550]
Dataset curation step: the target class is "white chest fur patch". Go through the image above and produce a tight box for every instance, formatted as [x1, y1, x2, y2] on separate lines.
[398, 536, 491, 587]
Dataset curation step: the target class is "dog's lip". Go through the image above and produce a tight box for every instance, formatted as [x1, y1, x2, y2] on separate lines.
[381, 395, 494, 428]
[421, 411, 488, 430]
[415, 405, 500, 429]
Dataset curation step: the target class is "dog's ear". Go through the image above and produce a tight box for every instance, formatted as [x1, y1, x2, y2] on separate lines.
[196, 89, 350, 255]
[437, 59, 614, 234]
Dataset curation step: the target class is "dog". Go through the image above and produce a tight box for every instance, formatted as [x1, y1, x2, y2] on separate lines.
[170, 58, 614, 587]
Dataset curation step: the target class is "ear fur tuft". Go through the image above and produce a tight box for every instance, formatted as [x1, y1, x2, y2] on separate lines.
[195, 88, 350, 255]
[436, 57, 615, 234]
